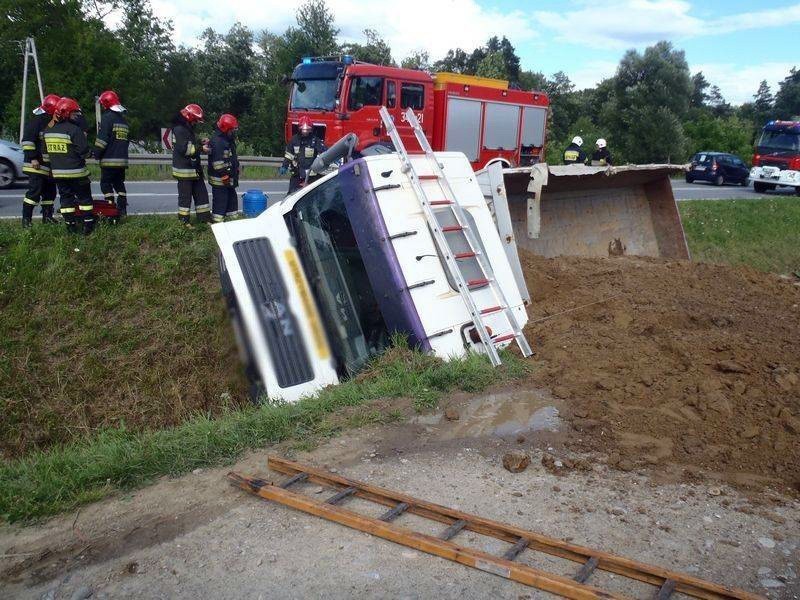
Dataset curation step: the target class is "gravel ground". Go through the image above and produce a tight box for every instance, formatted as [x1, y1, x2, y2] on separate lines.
[1, 392, 798, 600]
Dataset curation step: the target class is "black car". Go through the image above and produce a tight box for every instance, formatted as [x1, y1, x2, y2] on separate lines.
[685, 152, 749, 186]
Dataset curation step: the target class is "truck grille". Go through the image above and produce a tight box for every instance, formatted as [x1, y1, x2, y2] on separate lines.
[233, 238, 314, 389]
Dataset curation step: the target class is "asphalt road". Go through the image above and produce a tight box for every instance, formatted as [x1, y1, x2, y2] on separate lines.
[0, 178, 797, 217]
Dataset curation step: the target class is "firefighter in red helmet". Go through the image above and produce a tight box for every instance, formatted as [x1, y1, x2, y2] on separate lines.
[281, 115, 327, 193]
[44, 97, 95, 234]
[20, 93, 60, 227]
[171, 103, 211, 225]
[95, 90, 131, 216]
[208, 114, 240, 223]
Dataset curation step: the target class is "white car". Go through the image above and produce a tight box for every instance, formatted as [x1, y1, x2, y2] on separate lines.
[0, 139, 26, 189]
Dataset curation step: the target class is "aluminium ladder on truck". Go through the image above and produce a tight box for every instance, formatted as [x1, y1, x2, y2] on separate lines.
[378, 106, 532, 367]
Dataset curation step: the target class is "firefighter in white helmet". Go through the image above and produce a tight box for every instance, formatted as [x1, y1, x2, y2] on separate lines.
[591, 138, 613, 166]
[563, 136, 586, 165]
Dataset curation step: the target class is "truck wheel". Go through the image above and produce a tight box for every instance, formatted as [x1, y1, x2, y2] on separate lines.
[713, 174, 724, 186]
[684, 174, 694, 184]
[753, 181, 769, 193]
[796, 186, 800, 197]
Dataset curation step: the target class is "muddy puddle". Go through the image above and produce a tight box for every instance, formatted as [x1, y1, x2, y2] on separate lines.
[414, 388, 563, 440]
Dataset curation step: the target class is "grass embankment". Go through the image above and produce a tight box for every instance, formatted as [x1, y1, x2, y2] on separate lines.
[86, 164, 282, 181]
[0, 217, 526, 521]
[1, 346, 525, 522]
[679, 197, 800, 274]
[0, 218, 247, 456]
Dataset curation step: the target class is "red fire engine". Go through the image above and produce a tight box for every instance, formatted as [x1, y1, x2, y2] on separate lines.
[285, 56, 549, 169]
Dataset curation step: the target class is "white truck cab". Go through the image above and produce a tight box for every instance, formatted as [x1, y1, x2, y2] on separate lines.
[213, 152, 528, 402]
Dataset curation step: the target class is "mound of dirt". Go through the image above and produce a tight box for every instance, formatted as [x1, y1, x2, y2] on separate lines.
[520, 251, 800, 493]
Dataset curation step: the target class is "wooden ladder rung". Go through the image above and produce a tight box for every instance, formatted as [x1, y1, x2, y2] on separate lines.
[574, 557, 599, 583]
[503, 537, 529, 561]
[379, 502, 409, 522]
[492, 333, 516, 344]
[439, 519, 468, 541]
[325, 486, 357, 505]
[278, 472, 308, 488]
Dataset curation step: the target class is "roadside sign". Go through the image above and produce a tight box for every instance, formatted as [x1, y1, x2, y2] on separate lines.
[161, 128, 173, 151]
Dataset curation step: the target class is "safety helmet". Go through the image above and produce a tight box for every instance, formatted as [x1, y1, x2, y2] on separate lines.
[39, 94, 62, 116]
[217, 113, 239, 134]
[571, 136, 583, 147]
[180, 103, 204, 124]
[596, 138, 607, 149]
[99, 90, 125, 112]
[54, 97, 81, 121]
[298, 115, 313, 135]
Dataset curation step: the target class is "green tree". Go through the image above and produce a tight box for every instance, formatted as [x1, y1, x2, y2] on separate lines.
[476, 52, 508, 79]
[518, 71, 547, 92]
[401, 50, 431, 71]
[690, 72, 710, 109]
[774, 67, 800, 119]
[341, 29, 394, 65]
[296, 0, 339, 57]
[684, 113, 755, 162]
[433, 49, 471, 74]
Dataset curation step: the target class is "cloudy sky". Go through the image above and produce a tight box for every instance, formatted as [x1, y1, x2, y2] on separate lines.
[149, 0, 800, 105]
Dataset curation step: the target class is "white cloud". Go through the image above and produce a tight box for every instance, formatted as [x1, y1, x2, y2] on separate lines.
[568, 60, 619, 90]
[693, 62, 796, 105]
[149, 0, 535, 59]
[533, 1, 800, 49]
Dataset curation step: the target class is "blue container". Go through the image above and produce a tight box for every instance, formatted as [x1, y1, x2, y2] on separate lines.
[242, 189, 268, 218]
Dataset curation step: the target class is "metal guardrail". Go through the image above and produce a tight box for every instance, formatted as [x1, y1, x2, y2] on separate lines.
[123, 153, 283, 167]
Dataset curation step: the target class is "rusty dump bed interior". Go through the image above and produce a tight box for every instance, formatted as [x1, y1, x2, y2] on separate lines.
[499, 164, 690, 260]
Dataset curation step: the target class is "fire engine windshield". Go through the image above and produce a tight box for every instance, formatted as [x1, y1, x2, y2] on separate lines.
[286, 177, 390, 377]
[291, 79, 338, 111]
[757, 130, 800, 153]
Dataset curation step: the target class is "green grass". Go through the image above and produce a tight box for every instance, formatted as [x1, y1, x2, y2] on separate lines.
[0, 344, 526, 522]
[86, 164, 283, 181]
[680, 197, 800, 274]
[0, 217, 247, 456]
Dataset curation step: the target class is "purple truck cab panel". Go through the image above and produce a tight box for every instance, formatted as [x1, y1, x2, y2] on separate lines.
[337, 160, 432, 352]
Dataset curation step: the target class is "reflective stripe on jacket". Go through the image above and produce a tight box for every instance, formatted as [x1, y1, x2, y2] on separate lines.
[44, 122, 90, 179]
[95, 110, 130, 168]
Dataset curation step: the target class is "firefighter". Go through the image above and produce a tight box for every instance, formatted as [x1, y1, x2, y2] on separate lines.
[21, 93, 60, 227]
[591, 138, 613, 166]
[563, 136, 586, 165]
[281, 115, 327, 193]
[95, 90, 130, 216]
[171, 103, 211, 225]
[208, 114, 240, 223]
[44, 97, 95, 235]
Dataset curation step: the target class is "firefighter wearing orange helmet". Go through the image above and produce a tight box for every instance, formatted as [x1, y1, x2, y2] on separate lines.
[281, 115, 327, 193]
[171, 103, 211, 225]
[95, 90, 131, 216]
[208, 114, 240, 223]
[20, 93, 60, 227]
[43, 97, 95, 235]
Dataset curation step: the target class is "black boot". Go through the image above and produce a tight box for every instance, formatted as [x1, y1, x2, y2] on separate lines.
[42, 205, 57, 224]
[197, 211, 212, 224]
[117, 197, 128, 217]
[64, 215, 79, 234]
[22, 217, 32, 228]
[82, 216, 96, 236]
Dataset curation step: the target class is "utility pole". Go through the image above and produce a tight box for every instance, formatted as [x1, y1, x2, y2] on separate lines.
[19, 38, 45, 143]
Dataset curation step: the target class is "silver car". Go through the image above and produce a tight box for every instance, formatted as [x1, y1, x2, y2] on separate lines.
[0, 139, 26, 189]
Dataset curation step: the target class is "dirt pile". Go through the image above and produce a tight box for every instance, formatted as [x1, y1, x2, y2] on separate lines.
[519, 251, 800, 493]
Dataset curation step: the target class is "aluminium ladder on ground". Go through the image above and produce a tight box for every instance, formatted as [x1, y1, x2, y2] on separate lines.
[229, 457, 762, 600]
[377, 106, 532, 367]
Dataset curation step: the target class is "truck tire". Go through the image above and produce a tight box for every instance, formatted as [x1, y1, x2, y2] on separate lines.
[796, 186, 800, 197]
[753, 181, 775, 193]
[713, 174, 724, 186]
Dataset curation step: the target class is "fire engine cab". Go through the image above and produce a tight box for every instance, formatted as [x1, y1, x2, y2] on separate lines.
[285, 56, 549, 169]
[750, 120, 800, 195]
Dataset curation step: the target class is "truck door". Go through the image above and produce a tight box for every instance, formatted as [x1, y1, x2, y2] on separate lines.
[346, 75, 385, 149]
[397, 81, 429, 151]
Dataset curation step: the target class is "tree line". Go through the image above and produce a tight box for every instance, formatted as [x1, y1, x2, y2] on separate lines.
[1, 0, 799, 163]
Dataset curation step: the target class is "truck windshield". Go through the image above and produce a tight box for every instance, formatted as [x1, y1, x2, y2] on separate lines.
[286, 177, 390, 377]
[291, 79, 337, 111]
[757, 130, 800, 153]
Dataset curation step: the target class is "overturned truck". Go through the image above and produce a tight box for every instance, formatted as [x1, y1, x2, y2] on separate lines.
[214, 109, 688, 402]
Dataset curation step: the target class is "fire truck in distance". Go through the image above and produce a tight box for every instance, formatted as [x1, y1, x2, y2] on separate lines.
[749, 120, 800, 195]
[285, 56, 550, 169]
